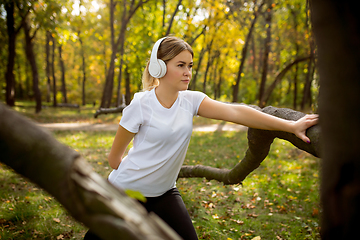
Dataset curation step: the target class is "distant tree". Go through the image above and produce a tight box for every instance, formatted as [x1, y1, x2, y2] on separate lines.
[4, 0, 24, 107]
[100, 0, 148, 108]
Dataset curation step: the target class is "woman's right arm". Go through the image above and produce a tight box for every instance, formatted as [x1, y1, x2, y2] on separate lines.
[108, 125, 136, 170]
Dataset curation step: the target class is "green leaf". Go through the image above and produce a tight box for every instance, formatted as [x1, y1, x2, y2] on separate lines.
[124, 189, 147, 202]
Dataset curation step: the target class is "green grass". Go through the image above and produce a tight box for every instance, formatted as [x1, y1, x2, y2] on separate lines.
[0, 105, 320, 239]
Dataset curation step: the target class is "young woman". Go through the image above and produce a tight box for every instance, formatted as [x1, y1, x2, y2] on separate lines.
[85, 36, 318, 240]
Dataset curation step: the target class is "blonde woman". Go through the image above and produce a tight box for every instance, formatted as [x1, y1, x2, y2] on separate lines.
[85, 36, 318, 240]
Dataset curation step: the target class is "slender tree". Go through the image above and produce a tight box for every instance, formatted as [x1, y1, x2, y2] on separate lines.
[58, 44, 67, 104]
[231, 0, 265, 103]
[258, 1, 273, 107]
[23, 18, 42, 113]
[4, 0, 23, 107]
[101, 0, 148, 108]
[45, 31, 52, 103]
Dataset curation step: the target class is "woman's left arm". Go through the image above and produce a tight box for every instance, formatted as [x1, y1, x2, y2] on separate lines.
[197, 97, 318, 143]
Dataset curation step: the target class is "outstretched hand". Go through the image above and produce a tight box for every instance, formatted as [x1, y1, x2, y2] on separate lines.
[292, 114, 319, 143]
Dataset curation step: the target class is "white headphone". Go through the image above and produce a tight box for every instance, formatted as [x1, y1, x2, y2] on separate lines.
[148, 37, 167, 78]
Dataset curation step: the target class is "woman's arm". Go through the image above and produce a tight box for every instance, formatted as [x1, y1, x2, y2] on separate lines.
[197, 97, 318, 143]
[108, 125, 135, 169]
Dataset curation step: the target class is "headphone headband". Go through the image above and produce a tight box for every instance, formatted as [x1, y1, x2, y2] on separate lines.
[149, 37, 168, 78]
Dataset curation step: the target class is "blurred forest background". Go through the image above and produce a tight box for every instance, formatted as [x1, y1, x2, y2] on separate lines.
[1, 0, 317, 113]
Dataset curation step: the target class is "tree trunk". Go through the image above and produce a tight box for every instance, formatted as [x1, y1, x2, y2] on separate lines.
[51, 34, 57, 107]
[258, 5, 272, 108]
[100, 0, 116, 108]
[125, 65, 131, 105]
[301, 39, 315, 110]
[5, 1, 16, 107]
[293, 61, 299, 110]
[102, 0, 147, 108]
[46, 31, 52, 103]
[202, 39, 214, 94]
[189, 47, 206, 91]
[23, 19, 42, 113]
[165, 0, 182, 36]
[232, 2, 264, 103]
[162, 0, 166, 29]
[310, 0, 360, 238]
[115, 8, 127, 107]
[78, 31, 87, 106]
[58, 44, 67, 104]
[0, 103, 181, 240]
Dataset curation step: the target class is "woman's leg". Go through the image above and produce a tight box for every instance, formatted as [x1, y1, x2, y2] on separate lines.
[142, 188, 198, 240]
[83, 188, 197, 240]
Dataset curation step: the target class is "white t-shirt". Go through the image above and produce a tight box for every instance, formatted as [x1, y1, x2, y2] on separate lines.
[108, 88, 206, 197]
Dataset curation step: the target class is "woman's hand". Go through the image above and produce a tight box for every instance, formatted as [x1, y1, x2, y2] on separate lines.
[292, 114, 319, 143]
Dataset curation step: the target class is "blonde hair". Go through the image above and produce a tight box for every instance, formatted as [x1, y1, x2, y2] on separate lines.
[142, 36, 194, 91]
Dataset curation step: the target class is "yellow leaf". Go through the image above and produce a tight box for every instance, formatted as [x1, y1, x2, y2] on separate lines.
[252, 236, 261, 240]
[125, 189, 146, 202]
[53, 218, 61, 223]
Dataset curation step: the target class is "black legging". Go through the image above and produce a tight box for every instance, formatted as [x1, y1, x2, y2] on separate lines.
[84, 188, 198, 240]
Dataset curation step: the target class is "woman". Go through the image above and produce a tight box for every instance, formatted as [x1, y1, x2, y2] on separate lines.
[86, 36, 318, 240]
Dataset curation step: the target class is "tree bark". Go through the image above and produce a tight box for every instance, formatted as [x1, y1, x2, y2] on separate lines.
[301, 39, 315, 110]
[23, 19, 42, 113]
[78, 31, 87, 106]
[202, 39, 214, 94]
[100, 0, 116, 108]
[51, 34, 57, 107]
[94, 105, 126, 118]
[46, 31, 52, 103]
[189, 47, 206, 91]
[258, 4, 273, 108]
[179, 105, 320, 183]
[310, 0, 360, 239]
[125, 65, 131, 105]
[0, 103, 181, 240]
[58, 44, 67, 104]
[5, 1, 17, 107]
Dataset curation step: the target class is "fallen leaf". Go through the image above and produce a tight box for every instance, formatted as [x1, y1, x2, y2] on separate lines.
[53, 218, 61, 223]
[312, 208, 319, 217]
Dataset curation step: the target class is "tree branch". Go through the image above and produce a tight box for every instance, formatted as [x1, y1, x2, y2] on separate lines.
[263, 56, 311, 104]
[178, 105, 320, 184]
[0, 103, 180, 240]
[94, 105, 126, 118]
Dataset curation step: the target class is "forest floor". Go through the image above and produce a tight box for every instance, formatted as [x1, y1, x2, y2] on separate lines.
[1, 103, 320, 240]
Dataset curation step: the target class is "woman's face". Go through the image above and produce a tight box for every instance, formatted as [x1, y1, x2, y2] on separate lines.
[160, 50, 193, 92]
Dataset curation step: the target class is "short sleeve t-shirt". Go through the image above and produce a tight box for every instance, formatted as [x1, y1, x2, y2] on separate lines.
[108, 88, 206, 197]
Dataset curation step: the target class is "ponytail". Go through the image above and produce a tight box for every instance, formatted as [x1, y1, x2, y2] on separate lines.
[142, 61, 159, 91]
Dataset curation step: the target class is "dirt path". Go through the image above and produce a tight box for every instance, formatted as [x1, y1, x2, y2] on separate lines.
[38, 122, 247, 132]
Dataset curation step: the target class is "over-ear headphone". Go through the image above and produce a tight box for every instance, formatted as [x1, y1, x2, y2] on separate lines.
[149, 37, 167, 78]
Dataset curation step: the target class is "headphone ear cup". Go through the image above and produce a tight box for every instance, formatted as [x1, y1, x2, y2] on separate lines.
[149, 60, 161, 78]
[149, 59, 167, 78]
[157, 59, 167, 78]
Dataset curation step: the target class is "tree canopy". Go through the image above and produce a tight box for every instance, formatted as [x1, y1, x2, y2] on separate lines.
[1, 0, 318, 112]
